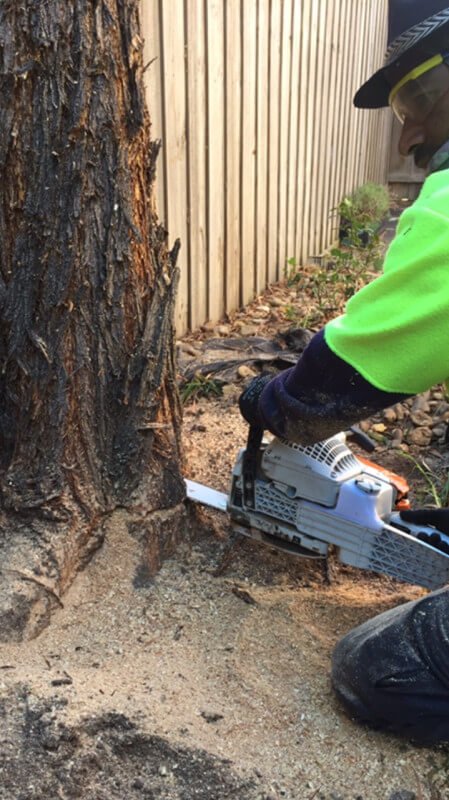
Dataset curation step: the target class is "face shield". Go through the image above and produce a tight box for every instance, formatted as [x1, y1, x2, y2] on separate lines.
[389, 53, 449, 124]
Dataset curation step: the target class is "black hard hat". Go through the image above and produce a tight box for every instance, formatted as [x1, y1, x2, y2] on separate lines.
[355, 1, 449, 108]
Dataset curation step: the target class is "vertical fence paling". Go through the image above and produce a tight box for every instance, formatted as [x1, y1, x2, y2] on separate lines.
[277, 0, 294, 284]
[185, 0, 207, 329]
[286, 0, 302, 269]
[224, 0, 242, 314]
[143, 0, 390, 334]
[294, 0, 311, 266]
[205, 0, 226, 322]
[157, 0, 189, 332]
[240, 0, 258, 306]
[266, 0, 282, 287]
[255, 0, 270, 294]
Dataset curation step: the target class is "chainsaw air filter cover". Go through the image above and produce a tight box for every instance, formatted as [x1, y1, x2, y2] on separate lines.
[261, 433, 362, 507]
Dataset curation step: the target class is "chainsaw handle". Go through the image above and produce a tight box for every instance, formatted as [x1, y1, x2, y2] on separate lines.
[347, 425, 376, 453]
[242, 424, 264, 508]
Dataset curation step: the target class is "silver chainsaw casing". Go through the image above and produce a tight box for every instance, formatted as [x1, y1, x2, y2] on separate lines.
[227, 434, 449, 590]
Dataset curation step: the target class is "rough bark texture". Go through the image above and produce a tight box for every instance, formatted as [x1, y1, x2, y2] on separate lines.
[0, 1, 185, 640]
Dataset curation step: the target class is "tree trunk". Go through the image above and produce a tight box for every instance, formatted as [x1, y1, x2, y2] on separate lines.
[0, 0, 185, 640]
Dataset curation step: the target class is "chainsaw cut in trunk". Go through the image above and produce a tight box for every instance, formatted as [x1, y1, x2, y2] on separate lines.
[0, 1, 185, 640]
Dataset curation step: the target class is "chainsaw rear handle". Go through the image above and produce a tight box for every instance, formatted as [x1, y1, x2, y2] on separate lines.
[238, 374, 272, 429]
[347, 426, 376, 453]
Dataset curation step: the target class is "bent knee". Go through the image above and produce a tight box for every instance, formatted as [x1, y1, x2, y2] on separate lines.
[331, 621, 449, 744]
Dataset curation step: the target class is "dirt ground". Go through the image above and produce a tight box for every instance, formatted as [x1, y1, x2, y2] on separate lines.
[3, 230, 449, 799]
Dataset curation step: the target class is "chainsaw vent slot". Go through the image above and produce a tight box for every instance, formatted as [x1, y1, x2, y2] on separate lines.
[281, 438, 360, 479]
[367, 527, 449, 588]
[254, 483, 297, 525]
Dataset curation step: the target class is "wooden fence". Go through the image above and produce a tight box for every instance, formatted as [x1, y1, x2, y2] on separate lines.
[142, 0, 391, 334]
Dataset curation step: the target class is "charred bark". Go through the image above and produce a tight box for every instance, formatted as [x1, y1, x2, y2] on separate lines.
[0, 1, 185, 639]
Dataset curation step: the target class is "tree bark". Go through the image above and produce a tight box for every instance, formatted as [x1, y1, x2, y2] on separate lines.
[0, 0, 185, 640]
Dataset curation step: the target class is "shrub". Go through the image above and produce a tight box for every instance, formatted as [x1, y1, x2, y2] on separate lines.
[338, 182, 390, 248]
[339, 182, 390, 228]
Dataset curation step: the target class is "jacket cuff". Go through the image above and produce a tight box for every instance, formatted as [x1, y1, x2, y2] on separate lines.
[259, 328, 410, 444]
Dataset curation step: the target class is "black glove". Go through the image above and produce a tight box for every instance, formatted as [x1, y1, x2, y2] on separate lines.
[238, 374, 273, 427]
[400, 508, 449, 536]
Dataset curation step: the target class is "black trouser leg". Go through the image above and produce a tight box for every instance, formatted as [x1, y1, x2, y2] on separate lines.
[331, 587, 449, 743]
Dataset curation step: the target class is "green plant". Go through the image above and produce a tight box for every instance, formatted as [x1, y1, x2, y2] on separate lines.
[337, 183, 390, 273]
[340, 182, 390, 228]
[284, 257, 304, 288]
[283, 303, 299, 322]
[181, 372, 223, 404]
[398, 452, 449, 507]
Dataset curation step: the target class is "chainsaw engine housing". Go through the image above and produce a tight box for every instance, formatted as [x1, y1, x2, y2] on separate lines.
[227, 433, 449, 589]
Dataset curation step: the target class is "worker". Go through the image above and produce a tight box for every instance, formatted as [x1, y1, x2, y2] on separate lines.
[240, 0, 449, 744]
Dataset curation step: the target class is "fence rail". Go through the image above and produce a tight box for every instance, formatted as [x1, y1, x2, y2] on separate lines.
[142, 0, 391, 334]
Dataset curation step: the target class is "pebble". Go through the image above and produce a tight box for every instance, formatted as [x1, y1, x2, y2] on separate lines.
[372, 423, 387, 433]
[237, 365, 258, 379]
[179, 342, 201, 357]
[215, 324, 231, 336]
[389, 791, 416, 800]
[394, 403, 406, 421]
[407, 427, 432, 447]
[383, 408, 397, 423]
[433, 401, 449, 416]
[432, 424, 446, 439]
[390, 430, 403, 448]
[411, 395, 430, 413]
[410, 410, 433, 427]
[269, 297, 284, 307]
[234, 323, 258, 336]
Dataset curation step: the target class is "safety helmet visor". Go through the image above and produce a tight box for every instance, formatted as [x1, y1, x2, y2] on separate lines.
[389, 55, 449, 123]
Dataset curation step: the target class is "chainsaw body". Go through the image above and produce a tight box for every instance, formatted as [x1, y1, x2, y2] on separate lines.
[227, 433, 449, 590]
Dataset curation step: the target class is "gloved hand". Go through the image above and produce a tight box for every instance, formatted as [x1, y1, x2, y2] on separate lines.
[238, 373, 273, 427]
[400, 508, 449, 536]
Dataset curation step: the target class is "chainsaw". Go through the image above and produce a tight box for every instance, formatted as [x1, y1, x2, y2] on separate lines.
[186, 423, 449, 590]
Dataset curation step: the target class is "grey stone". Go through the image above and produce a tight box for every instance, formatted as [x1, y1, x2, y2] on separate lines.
[411, 395, 430, 413]
[238, 324, 259, 336]
[433, 401, 449, 417]
[432, 424, 447, 439]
